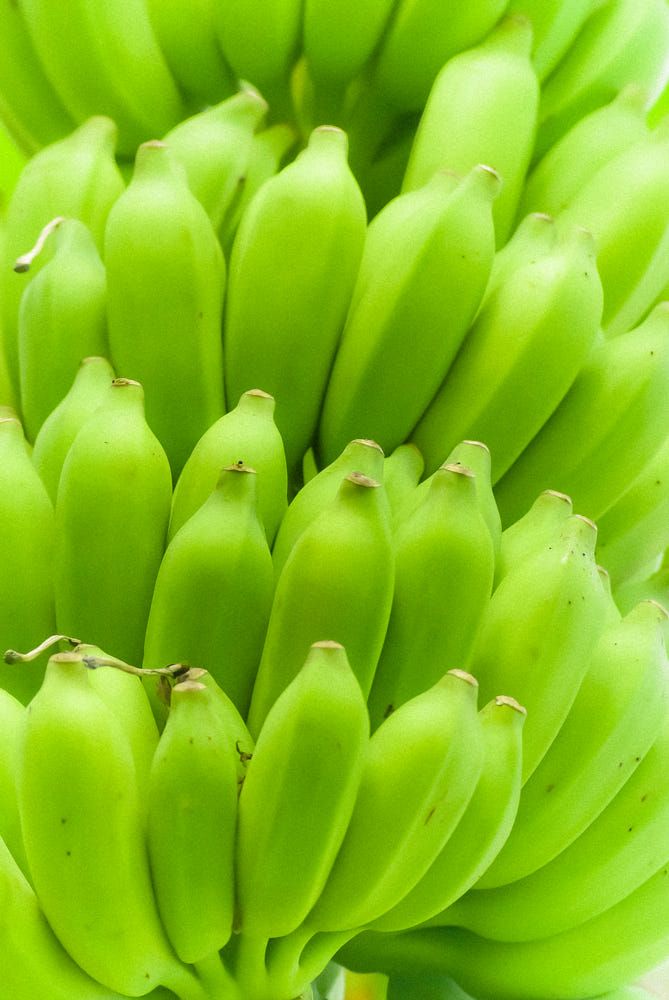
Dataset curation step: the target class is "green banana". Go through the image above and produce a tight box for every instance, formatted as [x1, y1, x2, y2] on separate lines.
[18, 218, 107, 441]
[236, 641, 369, 939]
[54, 378, 172, 665]
[105, 140, 226, 476]
[318, 164, 499, 465]
[402, 16, 539, 245]
[367, 463, 495, 729]
[169, 388, 287, 546]
[495, 303, 669, 527]
[144, 463, 275, 719]
[0, 687, 29, 878]
[372, 694, 526, 932]
[247, 471, 394, 737]
[223, 125, 367, 481]
[411, 223, 602, 481]
[444, 440, 503, 561]
[495, 488, 573, 586]
[382, 443, 425, 528]
[481, 208, 556, 307]
[31, 355, 115, 504]
[506, 0, 599, 80]
[307, 670, 483, 931]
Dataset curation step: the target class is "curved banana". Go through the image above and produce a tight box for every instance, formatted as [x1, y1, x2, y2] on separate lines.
[31, 355, 115, 504]
[169, 388, 287, 546]
[495, 303, 669, 527]
[495, 488, 573, 585]
[0, 416, 55, 704]
[402, 16, 538, 245]
[247, 471, 394, 737]
[105, 140, 225, 476]
[223, 125, 367, 481]
[412, 223, 602, 481]
[475, 599, 669, 889]
[236, 641, 369, 939]
[373, 694, 526, 932]
[18, 218, 107, 441]
[506, 0, 599, 80]
[307, 670, 483, 931]
[54, 378, 172, 665]
[367, 463, 495, 729]
[318, 164, 499, 465]
[144, 463, 275, 719]
[19, 0, 185, 157]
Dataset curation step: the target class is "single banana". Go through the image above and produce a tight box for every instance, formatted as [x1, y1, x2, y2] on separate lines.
[411, 223, 602, 481]
[506, 0, 599, 80]
[307, 670, 483, 931]
[372, 695, 526, 932]
[54, 378, 172, 665]
[402, 16, 539, 245]
[495, 303, 669, 527]
[247, 471, 394, 737]
[0, 415, 55, 703]
[474, 599, 669, 888]
[444, 441, 503, 561]
[236, 641, 369, 939]
[0, 687, 29, 878]
[18, 218, 108, 441]
[318, 164, 499, 465]
[19, 0, 186, 157]
[382, 443, 425, 528]
[31, 355, 115, 504]
[105, 140, 226, 476]
[480, 208, 556, 307]
[495, 488, 573, 586]
[223, 125, 367, 481]
[144, 464, 275, 719]
[367, 464, 495, 729]
[169, 388, 287, 547]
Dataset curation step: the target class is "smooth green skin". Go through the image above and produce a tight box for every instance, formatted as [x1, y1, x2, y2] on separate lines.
[19, 0, 184, 157]
[375, 696, 525, 933]
[495, 488, 573, 586]
[163, 89, 267, 232]
[247, 472, 394, 738]
[145, 466, 275, 720]
[319, 165, 499, 465]
[0, 118, 26, 202]
[402, 16, 538, 245]
[495, 303, 669, 527]
[0, 689, 29, 880]
[307, 671, 483, 932]
[445, 441, 502, 560]
[105, 141, 225, 478]
[469, 515, 610, 783]
[1, 116, 123, 396]
[383, 443, 424, 530]
[303, 0, 395, 87]
[169, 388, 287, 547]
[367, 466, 494, 729]
[387, 972, 475, 1000]
[447, 682, 669, 943]
[520, 84, 650, 219]
[18, 219, 108, 441]
[17, 655, 202, 998]
[54, 380, 172, 665]
[147, 681, 238, 964]
[507, 0, 598, 79]
[271, 438, 385, 579]
[236, 642, 369, 939]
[481, 209, 557, 308]
[372, 0, 511, 113]
[0, 418, 55, 704]
[535, 0, 669, 160]
[224, 126, 367, 481]
[474, 600, 669, 890]
[412, 224, 602, 482]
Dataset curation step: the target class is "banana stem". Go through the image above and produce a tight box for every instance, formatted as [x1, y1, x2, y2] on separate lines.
[267, 926, 359, 998]
[229, 932, 272, 999]
[193, 951, 242, 1000]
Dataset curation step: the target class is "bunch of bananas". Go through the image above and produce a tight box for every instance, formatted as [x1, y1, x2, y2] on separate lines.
[2, 1, 669, 999]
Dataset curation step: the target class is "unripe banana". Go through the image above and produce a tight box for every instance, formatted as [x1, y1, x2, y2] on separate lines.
[224, 125, 367, 481]
[445, 441, 503, 561]
[383, 443, 425, 528]
[31, 355, 114, 504]
[105, 140, 225, 476]
[0, 687, 29, 878]
[247, 471, 394, 737]
[481, 208, 556, 306]
[144, 464, 275, 719]
[54, 378, 172, 665]
[402, 16, 539, 245]
[495, 303, 669, 527]
[18, 218, 107, 440]
[319, 164, 499, 465]
[495, 488, 573, 585]
[236, 641, 369, 939]
[0, 416, 55, 704]
[506, 0, 599, 79]
[412, 224, 602, 481]
[307, 670, 483, 931]
[169, 388, 287, 546]
[373, 695, 526, 932]
[367, 464, 495, 729]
